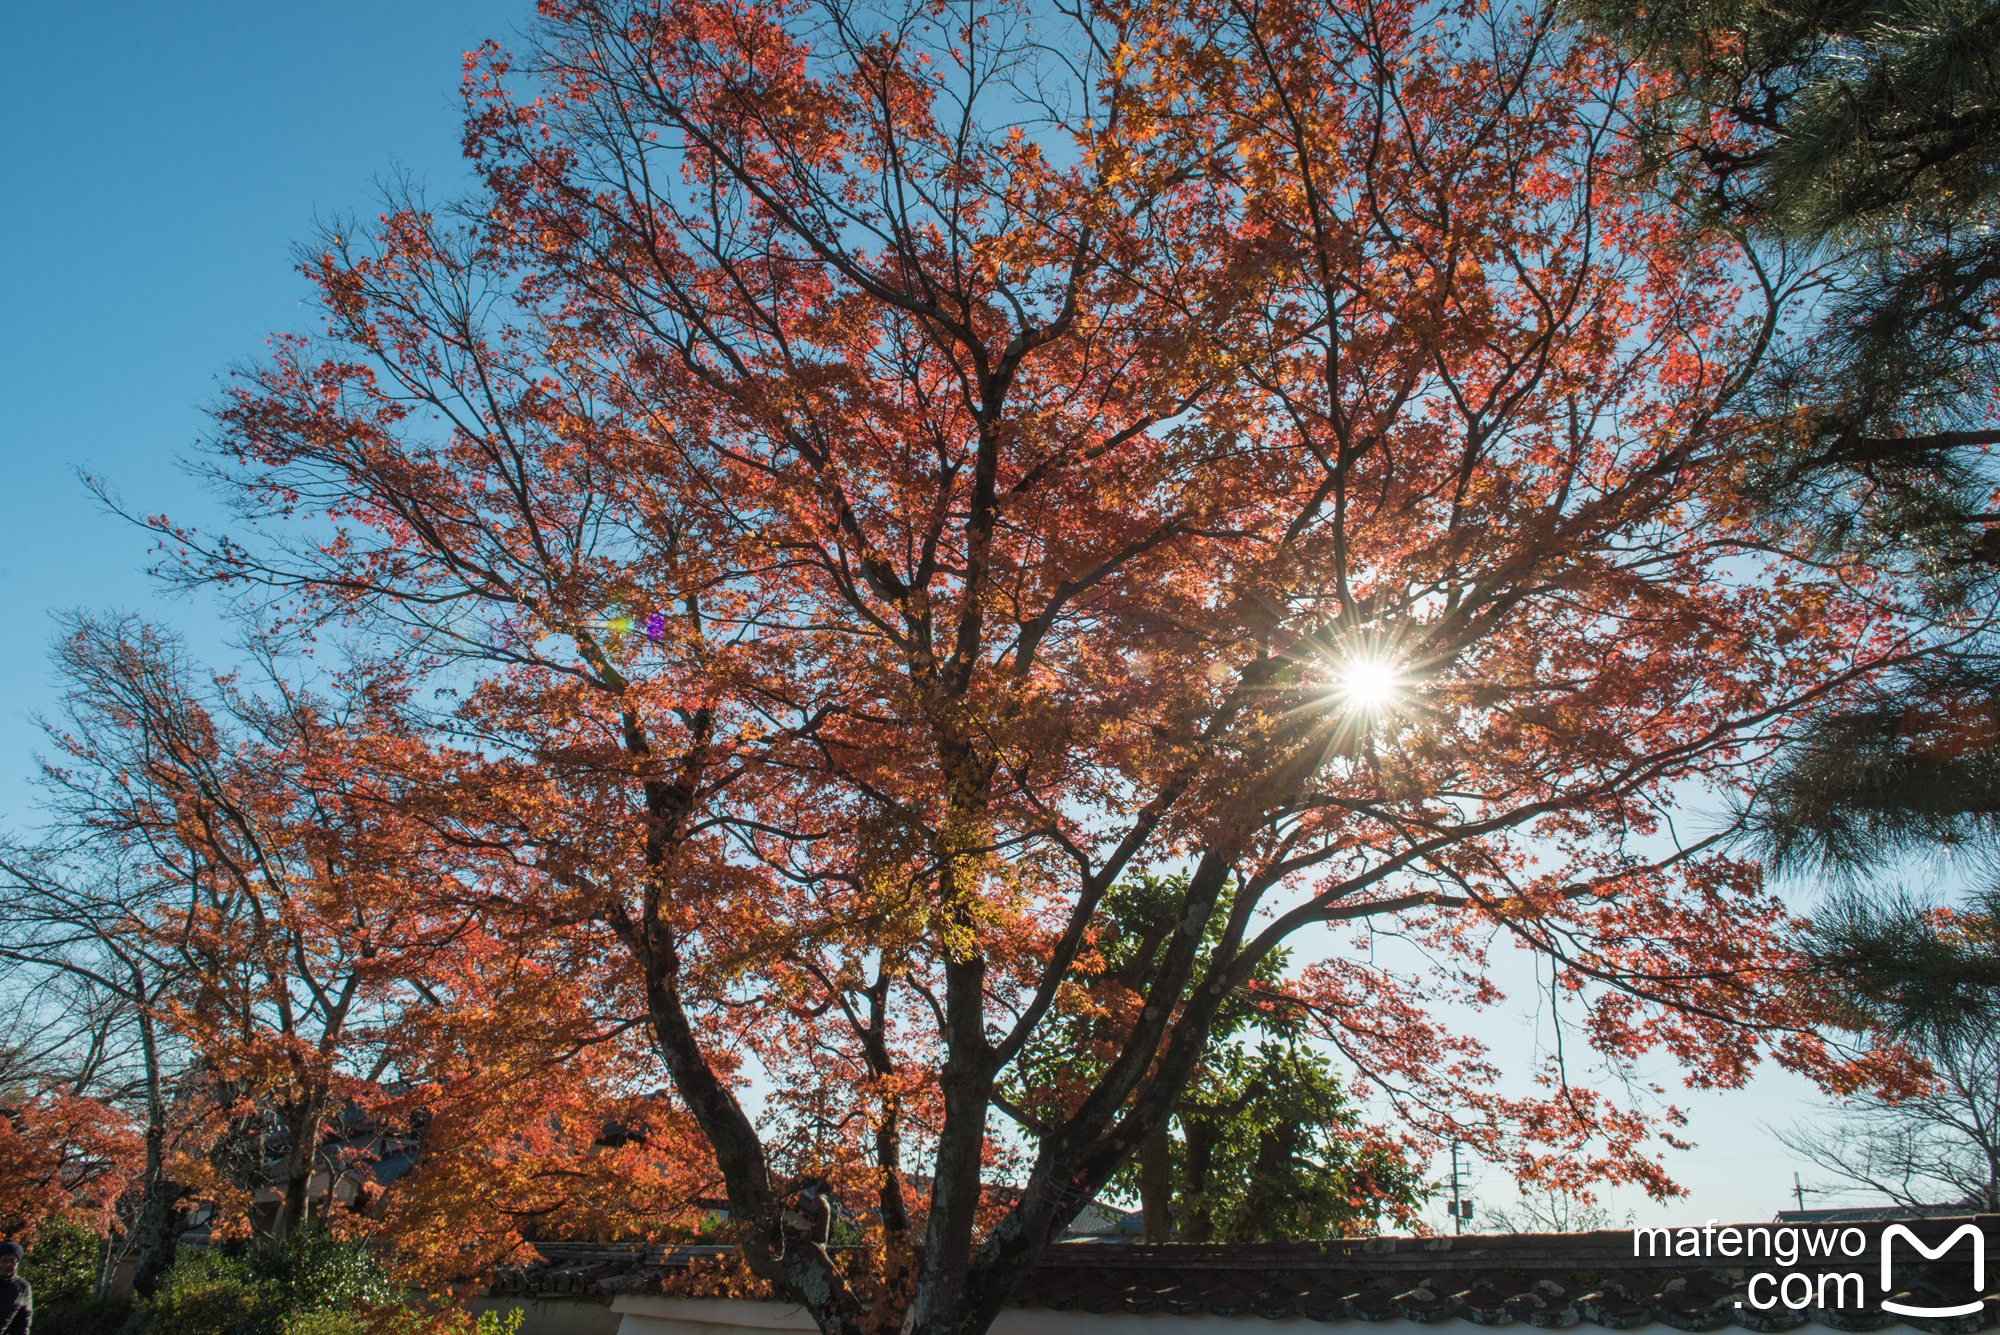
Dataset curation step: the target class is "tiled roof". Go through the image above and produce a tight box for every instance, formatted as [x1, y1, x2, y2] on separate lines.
[490, 1243, 741, 1301]
[1777, 1210, 1976, 1225]
[490, 1218, 2000, 1333]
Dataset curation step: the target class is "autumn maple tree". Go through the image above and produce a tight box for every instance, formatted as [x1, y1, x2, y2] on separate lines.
[121, 0, 1986, 1328]
[0, 615, 697, 1290]
[0, 1084, 138, 1250]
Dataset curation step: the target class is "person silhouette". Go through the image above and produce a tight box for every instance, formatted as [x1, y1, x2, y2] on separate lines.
[0, 1239, 28, 1335]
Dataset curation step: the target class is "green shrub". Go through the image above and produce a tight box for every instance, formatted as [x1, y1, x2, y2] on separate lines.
[25, 1218, 108, 1305]
[261, 1229, 397, 1316]
[135, 1231, 413, 1335]
[279, 1313, 370, 1335]
[146, 1250, 280, 1335]
[278, 1305, 443, 1334]
[32, 1294, 137, 1335]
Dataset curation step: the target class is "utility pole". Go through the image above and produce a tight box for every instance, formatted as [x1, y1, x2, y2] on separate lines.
[1794, 1173, 1807, 1213]
[1451, 1141, 1466, 1235]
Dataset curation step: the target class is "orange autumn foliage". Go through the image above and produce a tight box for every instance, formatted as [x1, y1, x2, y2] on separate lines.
[0, 1085, 140, 1243]
[121, 0, 1986, 1328]
[9, 616, 719, 1284]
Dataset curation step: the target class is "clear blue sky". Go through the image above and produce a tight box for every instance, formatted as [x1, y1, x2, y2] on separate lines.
[0, 0, 504, 821]
[0, 0, 1889, 1233]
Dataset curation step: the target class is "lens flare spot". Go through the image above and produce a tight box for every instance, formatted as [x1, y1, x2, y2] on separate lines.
[1338, 656, 1401, 708]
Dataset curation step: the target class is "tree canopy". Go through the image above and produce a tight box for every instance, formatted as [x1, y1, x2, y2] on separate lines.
[7, 0, 1987, 1330]
[1570, 0, 2000, 1034]
[1570, 0, 2000, 577]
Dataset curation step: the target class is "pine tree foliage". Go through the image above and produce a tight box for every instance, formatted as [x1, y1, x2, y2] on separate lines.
[1575, 0, 2000, 1025]
[1781, 885, 2000, 1209]
[1573, 0, 2000, 232]
[1757, 665, 2000, 1037]
[1569, 0, 2000, 579]
[1777, 973, 2000, 1208]
[1798, 885, 2000, 1033]
[1754, 665, 2000, 876]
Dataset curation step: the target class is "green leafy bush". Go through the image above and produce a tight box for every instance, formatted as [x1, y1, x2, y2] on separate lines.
[261, 1229, 397, 1316]
[31, 1294, 136, 1335]
[277, 1317, 366, 1335]
[39, 1230, 495, 1335]
[25, 1218, 107, 1306]
[136, 1231, 414, 1335]
[24, 1218, 128, 1335]
[145, 1250, 279, 1335]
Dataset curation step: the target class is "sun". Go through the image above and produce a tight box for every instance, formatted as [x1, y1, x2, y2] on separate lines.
[1336, 656, 1401, 709]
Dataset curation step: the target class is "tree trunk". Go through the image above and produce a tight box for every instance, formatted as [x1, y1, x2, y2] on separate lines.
[1226, 1123, 1300, 1243]
[272, 1167, 313, 1245]
[130, 1005, 180, 1296]
[129, 1135, 185, 1297]
[1179, 1117, 1220, 1244]
[1138, 1125, 1174, 1242]
[268, 1095, 323, 1246]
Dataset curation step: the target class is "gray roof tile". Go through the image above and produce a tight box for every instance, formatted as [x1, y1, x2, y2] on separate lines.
[485, 1216, 2000, 1333]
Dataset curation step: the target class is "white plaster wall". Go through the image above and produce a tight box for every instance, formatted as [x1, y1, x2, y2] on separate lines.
[469, 1294, 624, 1335]
[609, 1295, 1563, 1335]
[612, 1295, 817, 1335]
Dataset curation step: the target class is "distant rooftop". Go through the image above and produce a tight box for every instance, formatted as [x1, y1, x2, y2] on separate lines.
[1776, 1206, 1978, 1225]
[493, 1214, 2000, 1333]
